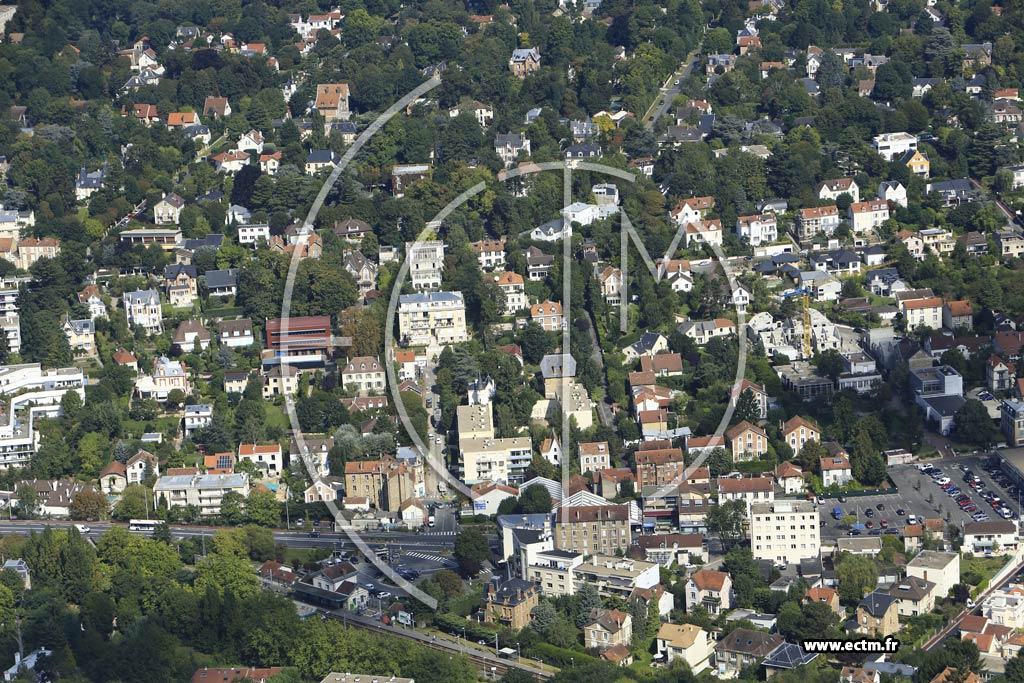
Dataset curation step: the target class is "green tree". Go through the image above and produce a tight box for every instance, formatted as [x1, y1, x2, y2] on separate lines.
[706, 499, 747, 550]
[955, 399, 998, 448]
[194, 552, 260, 599]
[520, 323, 552, 364]
[113, 485, 151, 520]
[219, 491, 246, 525]
[245, 488, 281, 527]
[814, 349, 844, 383]
[732, 389, 760, 425]
[165, 389, 186, 409]
[705, 448, 734, 477]
[575, 582, 603, 627]
[69, 489, 109, 521]
[834, 552, 879, 605]
[453, 527, 489, 576]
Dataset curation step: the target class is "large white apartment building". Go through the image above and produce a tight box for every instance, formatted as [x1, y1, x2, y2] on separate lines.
[750, 501, 821, 566]
[397, 291, 469, 347]
[0, 364, 86, 469]
[457, 402, 532, 484]
[406, 240, 445, 290]
[152, 472, 250, 516]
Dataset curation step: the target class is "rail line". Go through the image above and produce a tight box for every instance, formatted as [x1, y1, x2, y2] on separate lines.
[325, 610, 555, 680]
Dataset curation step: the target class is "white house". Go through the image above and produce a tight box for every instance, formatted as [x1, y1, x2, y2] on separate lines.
[237, 222, 270, 246]
[872, 132, 918, 161]
[848, 200, 890, 233]
[153, 193, 185, 225]
[878, 181, 908, 208]
[736, 214, 778, 245]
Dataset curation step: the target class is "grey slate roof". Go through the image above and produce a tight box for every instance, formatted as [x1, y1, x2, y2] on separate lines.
[204, 268, 239, 289]
[763, 643, 818, 670]
[540, 353, 577, 379]
[858, 589, 898, 617]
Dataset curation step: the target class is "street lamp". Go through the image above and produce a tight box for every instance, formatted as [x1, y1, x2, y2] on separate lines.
[570, 657, 574, 668]
[495, 633, 499, 656]
[516, 642, 521, 663]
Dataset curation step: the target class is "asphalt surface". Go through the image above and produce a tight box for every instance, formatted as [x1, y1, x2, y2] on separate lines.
[643, 50, 701, 131]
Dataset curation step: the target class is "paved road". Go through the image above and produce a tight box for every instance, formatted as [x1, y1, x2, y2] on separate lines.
[643, 50, 701, 131]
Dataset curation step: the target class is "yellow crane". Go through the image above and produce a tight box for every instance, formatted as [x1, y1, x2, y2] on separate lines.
[802, 292, 811, 358]
[783, 287, 813, 358]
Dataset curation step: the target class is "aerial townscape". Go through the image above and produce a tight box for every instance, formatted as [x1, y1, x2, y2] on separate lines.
[7, 1, 1024, 683]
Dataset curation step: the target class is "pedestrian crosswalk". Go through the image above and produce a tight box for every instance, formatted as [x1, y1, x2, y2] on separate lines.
[403, 551, 457, 567]
[422, 531, 457, 536]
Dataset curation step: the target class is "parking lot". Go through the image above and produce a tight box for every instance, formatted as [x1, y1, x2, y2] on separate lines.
[820, 458, 1024, 540]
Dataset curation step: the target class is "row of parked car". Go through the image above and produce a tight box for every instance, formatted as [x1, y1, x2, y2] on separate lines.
[919, 463, 990, 521]
[965, 463, 1019, 520]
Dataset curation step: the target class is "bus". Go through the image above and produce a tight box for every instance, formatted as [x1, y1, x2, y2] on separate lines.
[128, 519, 159, 534]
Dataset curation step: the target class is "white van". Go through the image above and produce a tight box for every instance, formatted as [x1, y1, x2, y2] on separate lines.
[74, 524, 91, 533]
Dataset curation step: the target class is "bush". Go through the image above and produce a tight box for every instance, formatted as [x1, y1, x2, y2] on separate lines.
[523, 643, 595, 668]
[434, 612, 498, 642]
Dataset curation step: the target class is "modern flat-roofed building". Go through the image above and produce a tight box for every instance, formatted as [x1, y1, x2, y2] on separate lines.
[0, 363, 86, 469]
[119, 227, 182, 251]
[574, 555, 660, 599]
[264, 315, 332, 367]
[750, 501, 820, 566]
[906, 550, 959, 599]
[406, 240, 445, 290]
[872, 132, 918, 161]
[524, 548, 583, 596]
[152, 472, 250, 516]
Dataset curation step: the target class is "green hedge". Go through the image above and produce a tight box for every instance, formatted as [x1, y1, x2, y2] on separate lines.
[523, 643, 595, 668]
[434, 612, 499, 642]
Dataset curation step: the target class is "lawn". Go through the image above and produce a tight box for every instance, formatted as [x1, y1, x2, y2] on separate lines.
[962, 554, 1009, 596]
[282, 546, 332, 568]
[122, 415, 181, 439]
[264, 402, 292, 431]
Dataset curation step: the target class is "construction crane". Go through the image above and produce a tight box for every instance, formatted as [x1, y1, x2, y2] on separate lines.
[782, 288, 813, 358]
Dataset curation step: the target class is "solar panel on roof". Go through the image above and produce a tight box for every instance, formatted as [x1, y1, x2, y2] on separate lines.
[216, 454, 233, 470]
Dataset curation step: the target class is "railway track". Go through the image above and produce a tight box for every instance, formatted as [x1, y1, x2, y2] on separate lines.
[325, 610, 555, 680]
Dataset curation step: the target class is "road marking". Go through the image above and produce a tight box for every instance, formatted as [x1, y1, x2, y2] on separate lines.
[404, 551, 457, 567]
